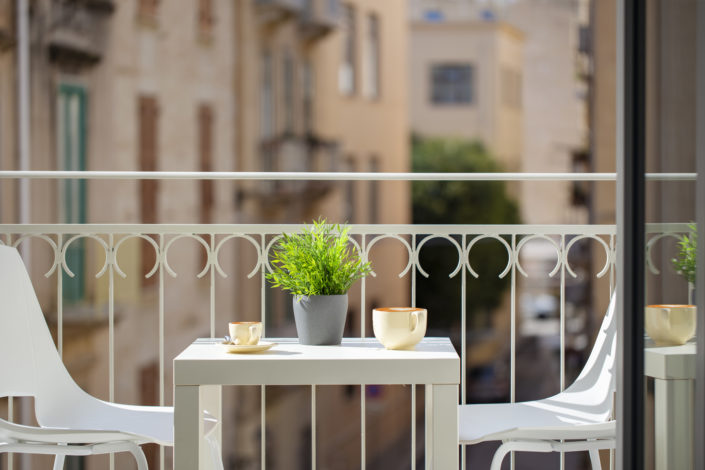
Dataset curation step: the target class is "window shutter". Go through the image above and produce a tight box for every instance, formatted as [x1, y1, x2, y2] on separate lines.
[138, 95, 159, 285]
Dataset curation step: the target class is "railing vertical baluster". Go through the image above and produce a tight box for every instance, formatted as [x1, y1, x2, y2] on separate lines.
[260, 234, 267, 470]
[7, 396, 12, 470]
[159, 234, 165, 470]
[460, 234, 467, 470]
[560, 235, 566, 392]
[360, 234, 367, 470]
[311, 385, 316, 470]
[209, 234, 215, 337]
[108, 233, 115, 470]
[610, 233, 616, 470]
[510, 234, 517, 470]
[411, 234, 416, 470]
[610, 235, 615, 296]
[57, 234, 63, 358]
[6, 233, 13, 470]
[560, 235, 566, 470]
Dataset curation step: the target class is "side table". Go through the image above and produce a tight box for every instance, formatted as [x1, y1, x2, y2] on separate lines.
[644, 340, 696, 470]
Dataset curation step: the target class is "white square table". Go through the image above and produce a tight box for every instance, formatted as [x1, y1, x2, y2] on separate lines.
[174, 337, 460, 469]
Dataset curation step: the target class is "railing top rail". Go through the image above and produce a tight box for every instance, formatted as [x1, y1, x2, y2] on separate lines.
[0, 223, 637, 236]
[0, 170, 697, 181]
[0, 223, 690, 235]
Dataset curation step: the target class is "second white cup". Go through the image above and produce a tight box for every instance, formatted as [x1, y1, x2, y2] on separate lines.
[373, 307, 427, 350]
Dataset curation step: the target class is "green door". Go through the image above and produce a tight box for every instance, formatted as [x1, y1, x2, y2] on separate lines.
[58, 84, 87, 303]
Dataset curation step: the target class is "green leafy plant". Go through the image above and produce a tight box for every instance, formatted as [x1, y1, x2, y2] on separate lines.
[672, 222, 697, 284]
[267, 219, 372, 297]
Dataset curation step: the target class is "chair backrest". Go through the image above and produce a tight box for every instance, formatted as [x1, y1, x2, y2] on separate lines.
[558, 293, 617, 421]
[0, 246, 85, 409]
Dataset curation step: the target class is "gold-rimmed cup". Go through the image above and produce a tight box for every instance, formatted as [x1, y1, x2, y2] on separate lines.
[372, 307, 427, 350]
[229, 321, 262, 346]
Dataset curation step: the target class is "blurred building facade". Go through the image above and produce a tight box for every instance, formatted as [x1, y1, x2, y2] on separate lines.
[0, 0, 410, 469]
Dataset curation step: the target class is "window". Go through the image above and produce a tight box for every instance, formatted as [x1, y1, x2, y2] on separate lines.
[302, 61, 315, 133]
[501, 67, 522, 109]
[260, 50, 275, 139]
[344, 157, 356, 223]
[430, 64, 474, 105]
[198, 104, 214, 224]
[197, 0, 215, 40]
[138, 0, 159, 24]
[364, 14, 380, 99]
[423, 9, 444, 22]
[57, 84, 87, 303]
[368, 157, 380, 223]
[138, 95, 159, 285]
[283, 52, 295, 134]
[339, 4, 356, 95]
[570, 151, 590, 207]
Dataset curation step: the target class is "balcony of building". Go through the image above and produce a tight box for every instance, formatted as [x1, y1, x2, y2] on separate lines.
[242, 134, 341, 205]
[0, 1, 13, 51]
[299, 0, 340, 42]
[46, 0, 114, 69]
[255, 0, 304, 26]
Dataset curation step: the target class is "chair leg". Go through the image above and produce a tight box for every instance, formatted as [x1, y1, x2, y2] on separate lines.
[490, 442, 513, 470]
[589, 449, 603, 470]
[53, 455, 66, 470]
[127, 444, 148, 470]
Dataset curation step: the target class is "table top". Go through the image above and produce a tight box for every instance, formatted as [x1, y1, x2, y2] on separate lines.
[174, 337, 460, 386]
[644, 340, 696, 380]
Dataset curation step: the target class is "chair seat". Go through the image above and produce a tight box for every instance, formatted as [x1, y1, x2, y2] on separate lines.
[459, 400, 616, 444]
[38, 401, 218, 447]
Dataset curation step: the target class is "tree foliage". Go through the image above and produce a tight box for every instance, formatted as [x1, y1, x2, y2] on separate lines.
[412, 137, 521, 328]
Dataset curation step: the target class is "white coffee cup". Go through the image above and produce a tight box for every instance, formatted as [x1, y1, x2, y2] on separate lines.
[229, 321, 262, 346]
[645, 304, 696, 346]
[373, 307, 427, 350]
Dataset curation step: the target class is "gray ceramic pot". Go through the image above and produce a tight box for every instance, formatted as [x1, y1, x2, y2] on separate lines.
[292, 294, 348, 345]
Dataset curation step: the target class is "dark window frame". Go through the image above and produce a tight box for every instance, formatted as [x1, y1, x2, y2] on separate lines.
[430, 63, 475, 105]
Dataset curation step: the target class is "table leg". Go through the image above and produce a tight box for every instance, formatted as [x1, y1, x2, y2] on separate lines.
[174, 385, 200, 470]
[425, 384, 458, 470]
[200, 385, 222, 469]
[654, 378, 694, 470]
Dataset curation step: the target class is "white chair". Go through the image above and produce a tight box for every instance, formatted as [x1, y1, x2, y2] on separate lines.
[459, 294, 617, 470]
[0, 245, 219, 469]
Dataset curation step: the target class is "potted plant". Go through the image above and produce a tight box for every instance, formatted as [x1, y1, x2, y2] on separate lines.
[267, 219, 372, 345]
[672, 222, 697, 304]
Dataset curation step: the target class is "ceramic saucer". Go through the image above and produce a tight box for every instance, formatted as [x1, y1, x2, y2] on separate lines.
[221, 341, 275, 354]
